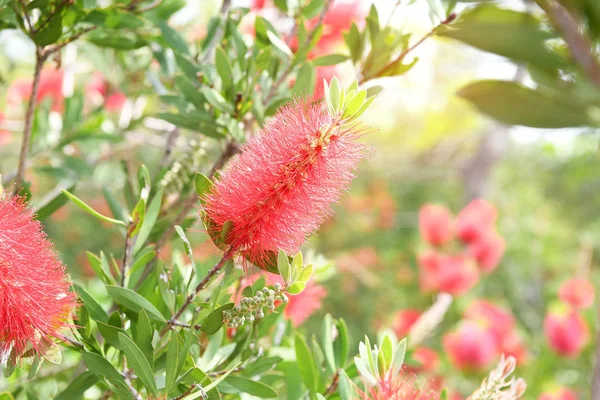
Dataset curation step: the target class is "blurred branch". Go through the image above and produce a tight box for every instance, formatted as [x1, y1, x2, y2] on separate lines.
[534, 0, 600, 86]
[199, 0, 232, 64]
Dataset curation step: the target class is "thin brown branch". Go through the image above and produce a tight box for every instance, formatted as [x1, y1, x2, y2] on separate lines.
[535, 0, 600, 86]
[200, 0, 232, 64]
[14, 50, 46, 192]
[172, 384, 201, 400]
[45, 26, 97, 55]
[324, 370, 340, 397]
[120, 225, 135, 286]
[160, 247, 233, 336]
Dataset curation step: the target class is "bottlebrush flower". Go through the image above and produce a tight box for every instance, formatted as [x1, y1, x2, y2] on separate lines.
[391, 309, 421, 339]
[544, 306, 589, 358]
[7, 67, 64, 112]
[443, 321, 498, 371]
[558, 278, 594, 310]
[0, 113, 11, 146]
[86, 73, 127, 112]
[360, 373, 436, 400]
[0, 192, 76, 364]
[464, 299, 516, 341]
[204, 81, 373, 267]
[284, 280, 327, 327]
[407, 347, 439, 373]
[468, 230, 505, 273]
[419, 204, 453, 246]
[539, 388, 578, 400]
[418, 251, 479, 295]
[455, 199, 497, 244]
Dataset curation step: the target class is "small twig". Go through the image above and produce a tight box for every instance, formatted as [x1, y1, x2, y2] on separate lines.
[122, 371, 143, 400]
[200, 0, 232, 64]
[160, 248, 233, 336]
[171, 321, 202, 330]
[62, 336, 85, 351]
[120, 225, 135, 286]
[324, 370, 340, 397]
[45, 26, 97, 55]
[172, 384, 201, 400]
[14, 49, 46, 192]
[34, 0, 68, 35]
[535, 0, 600, 86]
[160, 128, 180, 167]
[265, 0, 332, 103]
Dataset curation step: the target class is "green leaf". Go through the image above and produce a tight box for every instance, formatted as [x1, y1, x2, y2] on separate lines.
[158, 20, 188, 53]
[278, 250, 291, 284]
[379, 335, 393, 373]
[457, 80, 594, 128]
[266, 30, 293, 58]
[295, 333, 318, 394]
[201, 303, 235, 334]
[62, 190, 126, 226]
[287, 282, 306, 295]
[35, 183, 74, 220]
[338, 370, 355, 400]
[334, 319, 349, 368]
[54, 372, 98, 400]
[165, 334, 180, 394]
[155, 113, 224, 138]
[183, 362, 241, 400]
[130, 198, 146, 236]
[74, 284, 109, 323]
[136, 310, 154, 368]
[343, 23, 363, 63]
[203, 87, 234, 114]
[118, 333, 158, 396]
[174, 76, 205, 109]
[97, 321, 127, 351]
[216, 47, 234, 90]
[34, 15, 62, 46]
[438, 4, 562, 70]
[322, 314, 336, 373]
[82, 352, 124, 382]
[312, 53, 349, 67]
[223, 376, 277, 398]
[175, 225, 196, 269]
[292, 63, 315, 97]
[88, 33, 147, 49]
[106, 285, 166, 321]
[133, 190, 162, 254]
[195, 172, 213, 205]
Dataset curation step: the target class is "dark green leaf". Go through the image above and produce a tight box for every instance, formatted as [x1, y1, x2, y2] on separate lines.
[165, 334, 180, 394]
[458, 80, 594, 128]
[201, 303, 234, 334]
[222, 376, 277, 398]
[195, 173, 213, 205]
[133, 190, 163, 254]
[106, 285, 166, 321]
[34, 15, 62, 46]
[295, 333, 318, 394]
[35, 183, 74, 220]
[74, 285, 109, 323]
[136, 310, 154, 368]
[158, 20, 188, 54]
[54, 372, 98, 400]
[62, 190, 126, 226]
[118, 333, 158, 396]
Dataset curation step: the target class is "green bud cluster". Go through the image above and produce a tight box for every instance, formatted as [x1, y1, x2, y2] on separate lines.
[160, 140, 207, 195]
[223, 283, 288, 329]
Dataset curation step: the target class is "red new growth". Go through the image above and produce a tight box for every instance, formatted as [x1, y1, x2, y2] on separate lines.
[0, 193, 76, 364]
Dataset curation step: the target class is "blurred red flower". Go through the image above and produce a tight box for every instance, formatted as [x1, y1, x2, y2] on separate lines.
[409, 347, 439, 373]
[544, 308, 589, 358]
[284, 280, 327, 327]
[391, 309, 421, 339]
[558, 277, 594, 310]
[0, 192, 77, 363]
[419, 204, 454, 246]
[464, 299, 515, 340]
[86, 72, 127, 112]
[538, 388, 578, 400]
[468, 230, 505, 273]
[443, 321, 498, 371]
[0, 113, 11, 146]
[418, 251, 479, 295]
[455, 199, 497, 244]
[7, 68, 64, 112]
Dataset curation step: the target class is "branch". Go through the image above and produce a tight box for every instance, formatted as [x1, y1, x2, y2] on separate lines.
[14, 50, 46, 192]
[535, 0, 600, 86]
[199, 0, 232, 64]
[45, 26, 97, 55]
[160, 247, 233, 336]
[324, 370, 340, 397]
[120, 225, 136, 286]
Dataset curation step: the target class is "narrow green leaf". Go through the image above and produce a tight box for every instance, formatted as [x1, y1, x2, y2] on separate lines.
[165, 334, 180, 394]
[312, 53, 349, 67]
[133, 190, 162, 254]
[223, 376, 277, 398]
[322, 314, 336, 373]
[195, 173, 213, 205]
[201, 303, 235, 334]
[295, 333, 318, 394]
[136, 310, 154, 368]
[292, 63, 315, 97]
[82, 352, 124, 382]
[74, 285, 109, 323]
[62, 190, 126, 226]
[216, 47, 234, 90]
[54, 372, 98, 400]
[106, 285, 166, 321]
[266, 30, 293, 58]
[118, 333, 158, 396]
[158, 20, 188, 54]
[35, 183, 75, 220]
[338, 370, 355, 400]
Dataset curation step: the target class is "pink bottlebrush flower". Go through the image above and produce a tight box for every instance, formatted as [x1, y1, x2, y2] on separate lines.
[406, 347, 439, 373]
[558, 278, 595, 310]
[360, 372, 437, 400]
[538, 388, 578, 400]
[86, 73, 127, 113]
[418, 204, 453, 246]
[284, 280, 327, 327]
[0, 193, 76, 363]
[418, 251, 479, 295]
[204, 98, 369, 267]
[455, 199, 497, 244]
[8, 68, 64, 112]
[500, 331, 528, 365]
[468, 229, 505, 273]
[104, 92, 127, 112]
[391, 309, 421, 339]
[464, 299, 516, 341]
[544, 307, 589, 358]
[443, 321, 498, 371]
[0, 113, 11, 146]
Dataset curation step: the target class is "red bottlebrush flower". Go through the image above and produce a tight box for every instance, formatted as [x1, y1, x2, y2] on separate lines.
[0, 113, 11, 146]
[408, 347, 439, 373]
[313, 66, 337, 100]
[204, 98, 369, 267]
[251, 0, 268, 9]
[284, 280, 327, 327]
[418, 251, 479, 295]
[391, 309, 421, 339]
[538, 388, 578, 400]
[8, 68, 64, 112]
[499, 331, 528, 364]
[104, 92, 127, 112]
[559, 278, 595, 310]
[0, 193, 76, 364]
[419, 204, 453, 246]
[443, 321, 498, 371]
[544, 307, 589, 358]
[86, 73, 127, 113]
[468, 229, 505, 273]
[360, 372, 436, 400]
[455, 199, 497, 244]
[464, 299, 515, 341]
